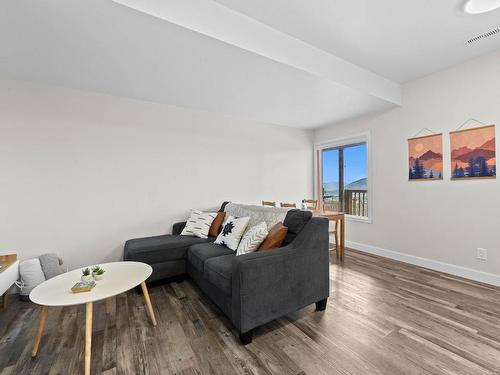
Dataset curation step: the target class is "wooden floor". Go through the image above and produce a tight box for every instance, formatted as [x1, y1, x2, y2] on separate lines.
[1, 250, 500, 375]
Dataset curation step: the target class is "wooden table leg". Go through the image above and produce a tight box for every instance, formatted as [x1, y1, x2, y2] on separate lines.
[140, 281, 157, 326]
[2, 292, 8, 308]
[85, 302, 93, 375]
[32, 305, 48, 357]
[340, 218, 345, 259]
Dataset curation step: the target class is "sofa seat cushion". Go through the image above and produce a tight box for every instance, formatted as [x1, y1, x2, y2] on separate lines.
[187, 243, 234, 273]
[124, 234, 213, 264]
[203, 254, 234, 295]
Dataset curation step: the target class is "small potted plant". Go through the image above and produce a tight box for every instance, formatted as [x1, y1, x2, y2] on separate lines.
[81, 267, 92, 282]
[91, 265, 105, 281]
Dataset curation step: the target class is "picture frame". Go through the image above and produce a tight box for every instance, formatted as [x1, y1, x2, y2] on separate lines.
[408, 133, 443, 181]
[450, 125, 496, 180]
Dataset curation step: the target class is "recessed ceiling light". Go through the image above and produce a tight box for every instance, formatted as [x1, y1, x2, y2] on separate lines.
[464, 0, 500, 14]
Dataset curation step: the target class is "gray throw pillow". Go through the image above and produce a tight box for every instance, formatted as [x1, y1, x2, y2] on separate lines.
[38, 253, 65, 280]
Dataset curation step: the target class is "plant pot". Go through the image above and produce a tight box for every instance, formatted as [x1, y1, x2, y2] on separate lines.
[81, 274, 93, 282]
[92, 273, 104, 281]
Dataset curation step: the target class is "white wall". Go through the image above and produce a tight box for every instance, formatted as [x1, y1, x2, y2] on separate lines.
[315, 50, 500, 285]
[0, 79, 313, 269]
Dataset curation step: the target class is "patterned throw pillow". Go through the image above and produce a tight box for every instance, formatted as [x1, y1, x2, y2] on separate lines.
[215, 216, 250, 251]
[181, 210, 218, 239]
[236, 222, 269, 256]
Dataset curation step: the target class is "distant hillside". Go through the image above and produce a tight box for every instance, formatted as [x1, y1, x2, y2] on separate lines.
[323, 181, 339, 196]
[323, 181, 338, 191]
[345, 178, 367, 190]
[323, 178, 367, 194]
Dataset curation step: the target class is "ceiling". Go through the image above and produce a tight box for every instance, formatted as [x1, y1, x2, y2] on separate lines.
[213, 0, 500, 82]
[1, 1, 499, 128]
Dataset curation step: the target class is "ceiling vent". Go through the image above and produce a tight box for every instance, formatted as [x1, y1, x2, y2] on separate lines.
[466, 27, 500, 45]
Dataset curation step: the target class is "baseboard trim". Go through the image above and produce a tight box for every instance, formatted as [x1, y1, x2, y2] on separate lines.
[346, 241, 500, 287]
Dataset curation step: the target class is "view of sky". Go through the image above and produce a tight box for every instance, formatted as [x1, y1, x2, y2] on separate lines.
[322, 143, 367, 185]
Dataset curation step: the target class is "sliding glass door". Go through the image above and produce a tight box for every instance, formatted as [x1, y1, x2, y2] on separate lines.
[320, 142, 368, 218]
[321, 148, 341, 211]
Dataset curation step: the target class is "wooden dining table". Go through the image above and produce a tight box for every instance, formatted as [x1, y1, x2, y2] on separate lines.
[311, 210, 345, 259]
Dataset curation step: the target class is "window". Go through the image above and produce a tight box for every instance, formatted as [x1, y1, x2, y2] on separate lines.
[314, 133, 371, 221]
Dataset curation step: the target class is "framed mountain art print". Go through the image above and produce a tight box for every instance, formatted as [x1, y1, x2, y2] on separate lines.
[408, 133, 443, 180]
[450, 125, 496, 179]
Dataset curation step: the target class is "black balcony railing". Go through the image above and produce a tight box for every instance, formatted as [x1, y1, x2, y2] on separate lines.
[344, 189, 368, 217]
[322, 189, 368, 217]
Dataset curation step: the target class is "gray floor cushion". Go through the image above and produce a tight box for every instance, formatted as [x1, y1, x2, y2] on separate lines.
[187, 243, 233, 273]
[38, 253, 64, 280]
[203, 254, 234, 295]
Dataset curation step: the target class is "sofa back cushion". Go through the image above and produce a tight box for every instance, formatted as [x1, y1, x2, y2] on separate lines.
[223, 203, 288, 231]
[282, 209, 312, 245]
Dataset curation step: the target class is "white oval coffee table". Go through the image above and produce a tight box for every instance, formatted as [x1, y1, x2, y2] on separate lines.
[30, 261, 156, 375]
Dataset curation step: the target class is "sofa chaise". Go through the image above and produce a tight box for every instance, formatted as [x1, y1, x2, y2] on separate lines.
[124, 202, 329, 344]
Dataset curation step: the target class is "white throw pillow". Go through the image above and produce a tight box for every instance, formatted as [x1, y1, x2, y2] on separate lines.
[236, 222, 269, 256]
[181, 210, 218, 239]
[215, 216, 250, 251]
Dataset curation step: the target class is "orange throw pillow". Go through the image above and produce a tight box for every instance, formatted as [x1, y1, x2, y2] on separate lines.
[208, 212, 226, 237]
[259, 222, 288, 251]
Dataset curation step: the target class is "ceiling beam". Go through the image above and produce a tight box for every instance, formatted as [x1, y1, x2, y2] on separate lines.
[111, 0, 401, 106]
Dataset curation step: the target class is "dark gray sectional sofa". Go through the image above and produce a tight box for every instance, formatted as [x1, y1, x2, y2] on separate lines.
[124, 202, 329, 344]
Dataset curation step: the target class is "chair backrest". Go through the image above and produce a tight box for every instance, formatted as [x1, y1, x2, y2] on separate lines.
[262, 200, 276, 207]
[302, 199, 318, 209]
[322, 201, 339, 211]
[280, 202, 296, 208]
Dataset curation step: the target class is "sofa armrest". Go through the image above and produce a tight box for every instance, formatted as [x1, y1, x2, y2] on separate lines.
[172, 221, 187, 235]
[231, 217, 329, 333]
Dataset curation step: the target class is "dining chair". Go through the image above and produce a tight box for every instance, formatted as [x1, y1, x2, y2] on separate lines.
[322, 201, 337, 211]
[280, 202, 296, 208]
[329, 219, 340, 253]
[302, 199, 318, 210]
[262, 201, 276, 207]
